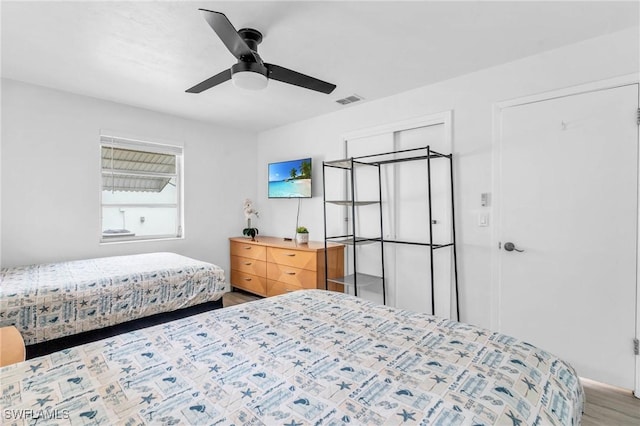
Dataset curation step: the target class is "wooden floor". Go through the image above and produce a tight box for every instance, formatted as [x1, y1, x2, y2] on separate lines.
[581, 378, 640, 425]
[222, 291, 640, 424]
[223, 289, 261, 307]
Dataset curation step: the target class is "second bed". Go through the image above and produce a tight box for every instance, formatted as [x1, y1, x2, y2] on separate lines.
[0, 252, 227, 346]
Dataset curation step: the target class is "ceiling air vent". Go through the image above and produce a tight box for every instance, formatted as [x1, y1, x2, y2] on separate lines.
[335, 94, 364, 105]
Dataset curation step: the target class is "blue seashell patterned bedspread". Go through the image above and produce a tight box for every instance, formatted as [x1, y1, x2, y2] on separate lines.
[0, 290, 584, 425]
[0, 252, 226, 344]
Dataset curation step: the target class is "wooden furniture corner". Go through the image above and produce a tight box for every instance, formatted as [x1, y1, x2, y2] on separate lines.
[0, 326, 26, 367]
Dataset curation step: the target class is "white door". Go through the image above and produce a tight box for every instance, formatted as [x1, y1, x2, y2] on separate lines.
[394, 126, 453, 316]
[497, 83, 638, 389]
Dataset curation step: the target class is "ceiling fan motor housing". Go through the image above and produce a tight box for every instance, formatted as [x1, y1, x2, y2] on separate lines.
[231, 29, 268, 90]
[237, 28, 263, 54]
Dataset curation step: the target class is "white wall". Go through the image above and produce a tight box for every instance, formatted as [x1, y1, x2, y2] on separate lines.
[1, 79, 258, 278]
[256, 27, 639, 328]
[0, 82, 2, 267]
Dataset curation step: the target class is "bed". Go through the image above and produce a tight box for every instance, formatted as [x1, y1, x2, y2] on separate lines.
[0, 290, 583, 425]
[0, 252, 226, 347]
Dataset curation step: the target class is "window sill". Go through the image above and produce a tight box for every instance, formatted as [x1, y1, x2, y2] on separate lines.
[99, 235, 184, 245]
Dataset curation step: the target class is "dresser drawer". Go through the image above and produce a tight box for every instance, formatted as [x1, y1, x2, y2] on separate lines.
[267, 263, 316, 288]
[266, 280, 302, 297]
[230, 241, 267, 260]
[266, 247, 317, 270]
[231, 255, 266, 277]
[230, 236, 344, 298]
[230, 270, 267, 296]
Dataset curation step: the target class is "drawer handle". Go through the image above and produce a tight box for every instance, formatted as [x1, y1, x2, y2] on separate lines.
[284, 253, 296, 257]
[284, 271, 296, 275]
[244, 262, 253, 266]
[243, 247, 252, 250]
[243, 278, 252, 282]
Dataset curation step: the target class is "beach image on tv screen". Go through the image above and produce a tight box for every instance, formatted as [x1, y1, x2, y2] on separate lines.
[268, 158, 312, 198]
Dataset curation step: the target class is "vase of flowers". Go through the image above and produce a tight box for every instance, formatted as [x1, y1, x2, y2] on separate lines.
[242, 199, 259, 241]
[296, 226, 309, 244]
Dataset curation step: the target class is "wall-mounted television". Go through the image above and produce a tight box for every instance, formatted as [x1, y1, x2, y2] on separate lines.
[268, 158, 312, 198]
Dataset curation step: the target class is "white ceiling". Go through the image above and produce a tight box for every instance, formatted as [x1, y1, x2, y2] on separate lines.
[2, 1, 638, 132]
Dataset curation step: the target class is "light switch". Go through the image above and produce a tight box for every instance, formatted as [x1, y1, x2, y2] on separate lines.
[478, 213, 489, 227]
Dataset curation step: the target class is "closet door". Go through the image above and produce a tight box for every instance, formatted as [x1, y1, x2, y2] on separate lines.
[394, 125, 452, 315]
[345, 120, 453, 316]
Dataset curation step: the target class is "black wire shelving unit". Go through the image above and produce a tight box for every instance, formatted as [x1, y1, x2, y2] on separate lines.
[322, 146, 460, 320]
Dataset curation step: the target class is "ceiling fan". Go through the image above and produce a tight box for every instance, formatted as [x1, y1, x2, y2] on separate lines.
[186, 9, 336, 94]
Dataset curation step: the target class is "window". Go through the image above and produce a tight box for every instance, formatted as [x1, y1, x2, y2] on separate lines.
[100, 134, 183, 243]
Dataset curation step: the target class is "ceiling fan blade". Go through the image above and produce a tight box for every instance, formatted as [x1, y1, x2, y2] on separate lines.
[199, 9, 258, 62]
[185, 69, 231, 93]
[265, 64, 336, 94]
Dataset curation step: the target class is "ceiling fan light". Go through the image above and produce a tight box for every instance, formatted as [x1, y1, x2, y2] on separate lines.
[232, 70, 268, 90]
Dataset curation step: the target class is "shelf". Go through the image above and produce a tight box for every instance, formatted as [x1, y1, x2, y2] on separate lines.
[323, 159, 376, 169]
[432, 243, 455, 250]
[322, 145, 459, 315]
[327, 273, 383, 288]
[326, 200, 380, 206]
[326, 236, 453, 247]
[381, 239, 454, 247]
[326, 236, 380, 245]
[351, 146, 450, 165]
[323, 159, 352, 169]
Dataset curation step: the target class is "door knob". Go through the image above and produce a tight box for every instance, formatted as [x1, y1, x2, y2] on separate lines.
[504, 242, 524, 252]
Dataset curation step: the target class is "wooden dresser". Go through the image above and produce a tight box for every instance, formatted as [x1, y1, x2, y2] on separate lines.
[229, 236, 344, 297]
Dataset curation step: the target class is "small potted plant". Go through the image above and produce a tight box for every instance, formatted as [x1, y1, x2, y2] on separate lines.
[243, 225, 259, 241]
[296, 226, 309, 244]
